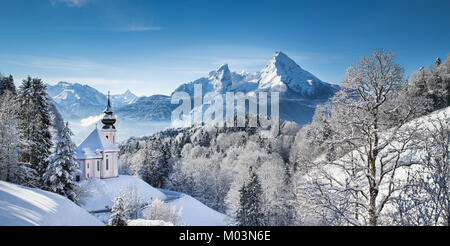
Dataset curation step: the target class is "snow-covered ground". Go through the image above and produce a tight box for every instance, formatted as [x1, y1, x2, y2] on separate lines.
[0, 175, 229, 226]
[127, 219, 173, 226]
[79, 175, 229, 226]
[165, 193, 229, 226]
[0, 181, 103, 226]
[79, 175, 166, 211]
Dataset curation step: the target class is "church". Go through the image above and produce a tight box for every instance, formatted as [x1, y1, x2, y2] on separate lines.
[75, 93, 120, 180]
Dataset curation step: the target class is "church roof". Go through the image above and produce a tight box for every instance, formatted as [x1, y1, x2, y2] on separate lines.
[75, 128, 119, 159]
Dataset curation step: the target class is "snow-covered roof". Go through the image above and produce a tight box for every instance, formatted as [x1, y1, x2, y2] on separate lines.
[75, 128, 119, 159]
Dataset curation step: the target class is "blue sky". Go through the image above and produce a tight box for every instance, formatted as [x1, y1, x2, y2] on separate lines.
[0, 0, 449, 96]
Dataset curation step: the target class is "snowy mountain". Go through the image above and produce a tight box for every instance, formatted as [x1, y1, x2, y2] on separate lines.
[172, 64, 260, 96]
[47, 82, 138, 119]
[0, 180, 103, 226]
[116, 95, 176, 121]
[111, 89, 138, 108]
[48, 51, 338, 126]
[171, 51, 339, 125]
[258, 51, 338, 99]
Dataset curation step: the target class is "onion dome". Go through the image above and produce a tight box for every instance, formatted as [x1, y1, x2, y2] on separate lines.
[101, 91, 116, 129]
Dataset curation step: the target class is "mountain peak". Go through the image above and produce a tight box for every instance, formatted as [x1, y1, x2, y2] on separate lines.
[217, 63, 229, 72]
[123, 89, 134, 96]
[268, 51, 301, 71]
[208, 64, 232, 93]
[258, 51, 336, 98]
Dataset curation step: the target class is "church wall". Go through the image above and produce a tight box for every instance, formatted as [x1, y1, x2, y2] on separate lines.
[101, 151, 119, 179]
[100, 129, 117, 145]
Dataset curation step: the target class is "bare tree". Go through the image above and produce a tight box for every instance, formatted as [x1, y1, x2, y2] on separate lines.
[310, 49, 425, 225]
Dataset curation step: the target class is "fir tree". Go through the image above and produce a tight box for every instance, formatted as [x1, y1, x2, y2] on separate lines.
[16, 77, 53, 188]
[109, 195, 128, 226]
[236, 166, 264, 226]
[0, 91, 20, 182]
[0, 74, 16, 96]
[43, 122, 80, 202]
[435, 57, 441, 66]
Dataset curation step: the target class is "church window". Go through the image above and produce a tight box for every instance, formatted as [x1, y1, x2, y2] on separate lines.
[106, 158, 109, 170]
[97, 161, 100, 171]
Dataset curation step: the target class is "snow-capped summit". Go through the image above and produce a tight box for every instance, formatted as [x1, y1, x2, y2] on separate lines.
[258, 51, 337, 99]
[111, 89, 138, 108]
[208, 64, 232, 93]
[169, 51, 339, 125]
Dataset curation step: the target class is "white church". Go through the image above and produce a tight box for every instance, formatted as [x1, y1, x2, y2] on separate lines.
[75, 93, 120, 180]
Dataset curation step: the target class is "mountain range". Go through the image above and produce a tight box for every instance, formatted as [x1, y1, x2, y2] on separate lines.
[47, 82, 138, 119]
[47, 51, 339, 126]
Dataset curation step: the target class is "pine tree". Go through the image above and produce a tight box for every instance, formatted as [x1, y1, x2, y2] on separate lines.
[44, 122, 80, 202]
[109, 195, 128, 226]
[0, 74, 16, 96]
[236, 167, 264, 226]
[435, 57, 441, 66]
[0, 91, 20, 182]
[16, 77, 53, 188]
[407, 55, 450, 113]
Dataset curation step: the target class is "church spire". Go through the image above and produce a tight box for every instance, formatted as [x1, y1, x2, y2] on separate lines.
[105, 91, 113, 114]
[101, 91, 116, 129]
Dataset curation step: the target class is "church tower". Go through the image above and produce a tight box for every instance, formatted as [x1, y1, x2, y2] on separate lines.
[100, 91, 117, 145]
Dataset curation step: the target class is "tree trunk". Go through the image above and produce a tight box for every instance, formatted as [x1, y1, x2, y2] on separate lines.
[368, 156, 378, 226]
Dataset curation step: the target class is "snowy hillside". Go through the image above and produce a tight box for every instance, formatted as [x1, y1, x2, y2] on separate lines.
[0, 181, 103, 226]
[165, 194, 229, 226]
[302, 106, 450, 225]
[78, 175, 228, 226]
[79, 175, 166, 211]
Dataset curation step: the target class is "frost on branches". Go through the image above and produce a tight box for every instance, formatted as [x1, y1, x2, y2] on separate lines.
[44, 122, 80, 202]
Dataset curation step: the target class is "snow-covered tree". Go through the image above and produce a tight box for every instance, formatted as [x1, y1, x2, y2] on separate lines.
[16, 77, 53, 188]
[43, 122, 80, 202]
[276, 165, 296, 225]
[135, 138, 170, 188]
[120, 186, 143, 220]
[407, 55, 450, 114]
[0, 74, 16, 96]
[142, 198, 184, 226]
[109, 195, 128, 226]
[236, 167, 264, 226]
[108, 186, 143, 225]
[0, 91, 19, 182]
[0, 89, 36, 186]
[309, 49, 423, 225]
[390, 114, 449, 226]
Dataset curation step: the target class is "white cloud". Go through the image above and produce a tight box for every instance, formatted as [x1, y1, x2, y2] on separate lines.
[50, 0, 91, 7]
[80, 114, 103, 127]
[1, 54, 118, 72]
